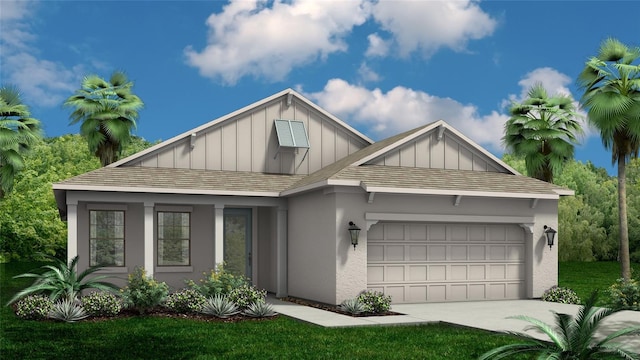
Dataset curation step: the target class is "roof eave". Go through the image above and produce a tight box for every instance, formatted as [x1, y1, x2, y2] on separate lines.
[360, 183, 560, 199]
[52, 184, 282, 198]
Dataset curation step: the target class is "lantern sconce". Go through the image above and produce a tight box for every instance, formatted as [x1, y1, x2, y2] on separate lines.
[348, 221, 361, 250]
[544, 225, 557, 250]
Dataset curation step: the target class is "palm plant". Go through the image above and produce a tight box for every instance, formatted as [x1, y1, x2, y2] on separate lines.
[503, 83, 583, 183]
[479, 292, 640, 360]
[64, 71, 143, 166]
[578, 38, 640, 281]
[0, 86, 42, 197]
[6, 255, 119, 305]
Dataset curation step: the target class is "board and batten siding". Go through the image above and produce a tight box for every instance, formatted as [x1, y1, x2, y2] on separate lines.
[128, 96, 369, 175]
[367, 130, 505, 172]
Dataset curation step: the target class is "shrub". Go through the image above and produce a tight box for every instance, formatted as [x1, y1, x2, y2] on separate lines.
[14, 295, 53, 320]
[121, 267, 169, 314]
[339, 298, 366, 315]
[186, 264, 247, 297]
[357, 290, 391, 314]
[7, 254, 118, 305]
[81, 291, 122, 317]
[48, 299, 88, 323]
[228, 284, 266, 310]
[164, 288, 207, 313]
[200, 294, 239, 318]
[541, 286, 581, 304]
[243, 302, 277, 318]
[607, 278, 640, 311]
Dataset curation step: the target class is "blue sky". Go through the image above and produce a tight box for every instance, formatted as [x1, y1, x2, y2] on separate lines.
[1, 0, 638, 174]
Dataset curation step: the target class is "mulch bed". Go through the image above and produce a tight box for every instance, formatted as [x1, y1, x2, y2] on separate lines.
[279, 297, 404, 317]
[82, 307, 278, 323]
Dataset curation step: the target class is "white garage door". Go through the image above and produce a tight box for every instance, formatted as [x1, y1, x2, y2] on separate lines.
[367, 222, 526, 303]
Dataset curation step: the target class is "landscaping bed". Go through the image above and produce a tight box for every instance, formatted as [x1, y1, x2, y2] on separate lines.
[280, 296, 404, 317]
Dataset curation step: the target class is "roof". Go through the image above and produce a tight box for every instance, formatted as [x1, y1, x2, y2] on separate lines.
[53, 167, 306, 197]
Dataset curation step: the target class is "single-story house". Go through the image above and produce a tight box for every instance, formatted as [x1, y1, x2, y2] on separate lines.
[53, 89, 572, 305]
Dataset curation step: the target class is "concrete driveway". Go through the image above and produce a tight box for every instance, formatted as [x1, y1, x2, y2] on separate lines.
[269, 297, 640, 352]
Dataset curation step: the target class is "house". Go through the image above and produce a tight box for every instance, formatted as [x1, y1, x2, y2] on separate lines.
[53, 89, 573, 305]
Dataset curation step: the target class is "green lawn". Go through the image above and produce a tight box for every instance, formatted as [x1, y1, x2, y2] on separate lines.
[1, 261, 632, 359]
[559, 261, 640, 304]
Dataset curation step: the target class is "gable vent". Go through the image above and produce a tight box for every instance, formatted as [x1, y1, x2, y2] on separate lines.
[274, 119, 310, 149]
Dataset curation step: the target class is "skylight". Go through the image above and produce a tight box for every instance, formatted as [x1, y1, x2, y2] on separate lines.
[274, 119, 310, 148]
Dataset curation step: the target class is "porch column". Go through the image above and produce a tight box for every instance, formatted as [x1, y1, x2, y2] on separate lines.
[144, 202, 154, 277]
[214, 204, 225, 266]
[276, 207, 288, 297]
[66, 201, 78, 263]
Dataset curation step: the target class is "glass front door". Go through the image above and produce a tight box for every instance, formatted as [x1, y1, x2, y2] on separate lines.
[223, 208, 252, 279]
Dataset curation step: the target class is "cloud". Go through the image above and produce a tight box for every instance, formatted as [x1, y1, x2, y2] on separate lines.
[357, 62, 381, 83]
[365, 33, 390, 57]
[184, 0, 370, 85]
[307, 79, 508, 151]
[370, 0, 497, 57]
[0, 0, 82, 107]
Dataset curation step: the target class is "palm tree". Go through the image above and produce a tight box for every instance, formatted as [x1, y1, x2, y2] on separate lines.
[578, 38, 640, 281]
[0, 86, 42, 198]
[479, 292, 640, 360]
[65, 71, 144, 166]
[503, 83, 583, 183]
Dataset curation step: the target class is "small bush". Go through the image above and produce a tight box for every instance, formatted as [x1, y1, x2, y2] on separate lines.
[186, 264, 247, 297]
[81, 291, 122, 317]
[228, 284, 266, 310]
[357, 290, 391, 314]
[164, 288, 207, 313]
[243, 302, 277, 318]
[541, 286, 581, 304]
[339, 298, 366, 315]
[200, 295, 239, 318]
[14, 295, 53, 320]
[48, 299, 88, 323]
[608, 278, 640, 311]
[121, 267, 169, 314]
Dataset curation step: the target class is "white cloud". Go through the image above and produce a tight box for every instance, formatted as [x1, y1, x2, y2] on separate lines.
[184, 0, 370, 85]
[307, 79, 508, 151]
[0, 0, 83, 107]
[370, 0, 497, 57]
[357, 62, 381, 83]
[365, 33, 390, 57]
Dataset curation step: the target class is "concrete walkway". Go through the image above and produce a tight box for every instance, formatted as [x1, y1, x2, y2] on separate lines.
[268, 297, 640, 352]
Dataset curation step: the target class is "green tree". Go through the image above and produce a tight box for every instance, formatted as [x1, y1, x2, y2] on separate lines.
[0, 86, 42, 197]
[65, 71, 144, 166]
[578, 38, 640, 280]
[503, 83, 583, 183]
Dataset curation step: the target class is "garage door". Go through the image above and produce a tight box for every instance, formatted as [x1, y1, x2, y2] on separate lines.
[367, 223, 525, 303]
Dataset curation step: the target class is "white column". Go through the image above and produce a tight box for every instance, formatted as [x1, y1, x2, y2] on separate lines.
[214, 204, 225, 266]
[67, 201, 78, 263]
[144, 202, 154, 277]
[276, 207, 288, 297]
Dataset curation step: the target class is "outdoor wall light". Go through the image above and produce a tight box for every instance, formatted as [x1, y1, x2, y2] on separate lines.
[544, 225, 557, 249]
[348, 221, 361, 250]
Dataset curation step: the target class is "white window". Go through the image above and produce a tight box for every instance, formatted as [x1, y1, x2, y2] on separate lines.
[89, 210, 125, 266]
[157, 212, 190, 266]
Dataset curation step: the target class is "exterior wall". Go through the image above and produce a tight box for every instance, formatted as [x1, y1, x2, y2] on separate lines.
[68, 191, 285, 292]
[287, 189, 338, 304]
[367, 129, 505, 172]
[330, 189, 558, 304]
[128, 96, 369, 175]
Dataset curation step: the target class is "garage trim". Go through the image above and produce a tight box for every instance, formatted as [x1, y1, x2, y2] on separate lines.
[365, 212, 535, 231]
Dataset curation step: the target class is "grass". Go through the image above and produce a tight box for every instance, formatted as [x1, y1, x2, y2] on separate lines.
[559, 261, 640, 304]
[0, 261, 528, 359]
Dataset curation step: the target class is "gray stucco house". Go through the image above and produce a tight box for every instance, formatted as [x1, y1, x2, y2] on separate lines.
[53, 89, 572, 305]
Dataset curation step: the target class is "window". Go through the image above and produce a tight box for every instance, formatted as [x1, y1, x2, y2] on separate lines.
[90, 210, 125, 266]
[274, 119, 310, 148]
[157, 212, 190, 266]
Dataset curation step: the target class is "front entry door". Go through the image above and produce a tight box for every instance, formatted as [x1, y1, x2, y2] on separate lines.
[223, 208, 252, 280]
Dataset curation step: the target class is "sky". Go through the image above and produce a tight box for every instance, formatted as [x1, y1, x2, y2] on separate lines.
[1, 0, 639, 175]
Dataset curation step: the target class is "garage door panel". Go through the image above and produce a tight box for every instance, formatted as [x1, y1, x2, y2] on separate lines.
[367, 223, 526, 303]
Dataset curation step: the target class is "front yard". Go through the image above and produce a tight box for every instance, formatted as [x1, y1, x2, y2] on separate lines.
[1, 261, 635, 359]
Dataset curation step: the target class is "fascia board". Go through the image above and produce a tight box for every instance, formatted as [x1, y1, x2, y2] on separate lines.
[360, 183, 560, 200]
[52, 183, 281, 197]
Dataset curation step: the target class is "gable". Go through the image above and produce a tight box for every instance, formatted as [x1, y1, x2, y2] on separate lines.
[365, 126, 510, 173]
[114, 89, 372, 175]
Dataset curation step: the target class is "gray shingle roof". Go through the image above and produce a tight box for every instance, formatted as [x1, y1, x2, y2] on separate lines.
[54, 166, 306, 195]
